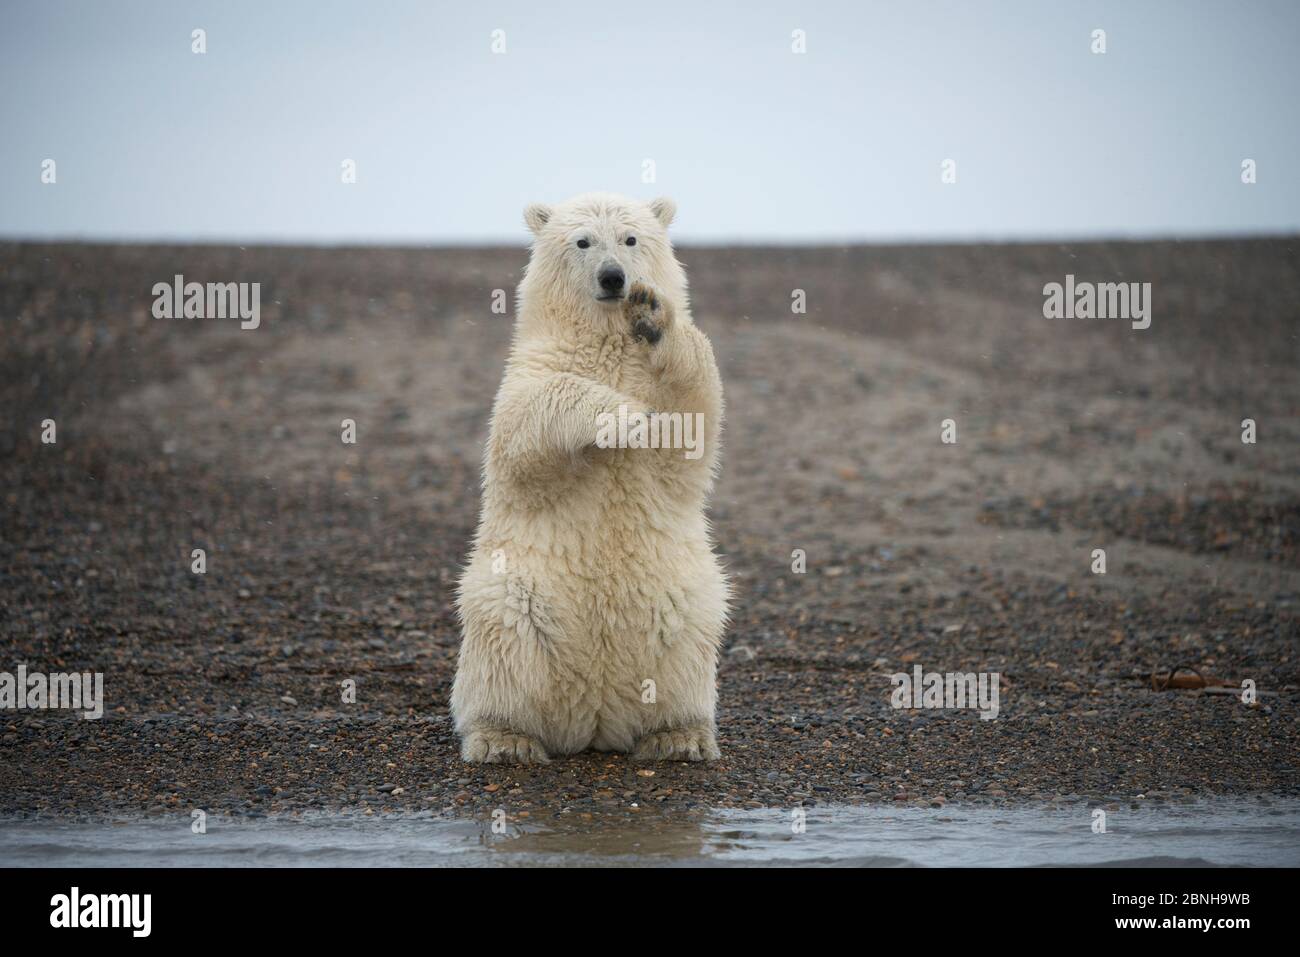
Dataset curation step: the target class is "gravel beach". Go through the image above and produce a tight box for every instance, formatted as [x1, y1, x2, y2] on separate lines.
[1, 239, 1297, 824]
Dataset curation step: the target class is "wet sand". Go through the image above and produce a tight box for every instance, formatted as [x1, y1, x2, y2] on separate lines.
[1, 239, 1297, 824]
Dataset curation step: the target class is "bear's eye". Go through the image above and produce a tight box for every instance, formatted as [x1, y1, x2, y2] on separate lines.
[625, 236, 637, 246]
[576, 239, 590, 249]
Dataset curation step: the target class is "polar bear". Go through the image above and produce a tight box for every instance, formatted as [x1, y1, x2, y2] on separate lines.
[450, 192, 729, 764]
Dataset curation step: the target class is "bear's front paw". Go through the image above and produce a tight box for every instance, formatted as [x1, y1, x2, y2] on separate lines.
[623, 283, 673, 346]
[632, 726, 720, 762]
[461, 728, 551, 765]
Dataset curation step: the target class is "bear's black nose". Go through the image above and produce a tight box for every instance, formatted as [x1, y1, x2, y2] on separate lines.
[598, 265, 625, 294]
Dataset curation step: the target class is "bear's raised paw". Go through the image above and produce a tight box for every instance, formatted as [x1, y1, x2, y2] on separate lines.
[624, 283, 673, 345]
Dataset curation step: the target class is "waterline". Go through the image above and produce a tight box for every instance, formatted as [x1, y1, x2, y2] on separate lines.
[2, 800, 1296, 868]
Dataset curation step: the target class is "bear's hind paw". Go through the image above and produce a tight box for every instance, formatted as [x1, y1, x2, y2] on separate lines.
[632, 726, 720, 762]
[461, 728, 551, 765]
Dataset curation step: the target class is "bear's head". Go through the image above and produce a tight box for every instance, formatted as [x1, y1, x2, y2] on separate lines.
[517, 192, 686, 335]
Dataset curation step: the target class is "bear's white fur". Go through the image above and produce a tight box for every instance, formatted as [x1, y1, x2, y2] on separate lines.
[450, 192, 729, 763]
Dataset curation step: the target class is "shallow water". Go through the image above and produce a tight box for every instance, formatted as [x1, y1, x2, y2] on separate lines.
[3, 801, 1298, 867]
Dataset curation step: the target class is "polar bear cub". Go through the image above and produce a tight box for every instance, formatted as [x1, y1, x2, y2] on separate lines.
[450, 192, 729, 764]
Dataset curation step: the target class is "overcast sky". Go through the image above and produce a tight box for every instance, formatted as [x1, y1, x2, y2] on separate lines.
[1, 0, 1297, 244]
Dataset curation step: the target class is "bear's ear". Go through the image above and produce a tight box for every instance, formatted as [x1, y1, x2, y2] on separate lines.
[523, 203, 552, 236]
[648, 197, 676, 228]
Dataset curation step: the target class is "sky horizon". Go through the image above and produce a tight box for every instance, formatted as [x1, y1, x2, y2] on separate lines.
[2, 0, 1298, 245]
